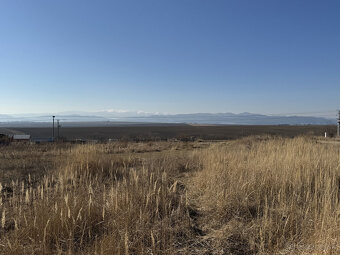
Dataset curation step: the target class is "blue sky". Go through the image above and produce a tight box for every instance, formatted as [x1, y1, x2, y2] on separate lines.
[0, 0, 339, 115]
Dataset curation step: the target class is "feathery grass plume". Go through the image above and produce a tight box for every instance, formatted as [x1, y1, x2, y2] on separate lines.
[1, 209, 5, 229]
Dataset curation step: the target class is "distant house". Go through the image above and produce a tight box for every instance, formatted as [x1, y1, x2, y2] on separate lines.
[12, 134, 31, 141]
[0, 128, 31, 143]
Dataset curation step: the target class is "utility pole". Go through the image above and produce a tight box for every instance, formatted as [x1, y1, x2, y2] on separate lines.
[52, 116, 55, 142]
[337, 110, 340, 137]
[57, 120, 61, 141]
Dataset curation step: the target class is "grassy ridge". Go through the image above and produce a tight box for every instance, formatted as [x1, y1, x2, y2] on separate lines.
[190, 137, 340, 254]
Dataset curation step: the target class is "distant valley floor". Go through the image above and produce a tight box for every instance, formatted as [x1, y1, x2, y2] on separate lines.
[10, 124, 337, 141]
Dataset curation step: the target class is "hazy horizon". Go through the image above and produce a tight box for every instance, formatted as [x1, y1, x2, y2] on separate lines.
[0, 110, 336, 127]
[1, 109, 337, 118]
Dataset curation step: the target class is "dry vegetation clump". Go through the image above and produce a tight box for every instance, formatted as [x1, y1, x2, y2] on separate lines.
[190, 137, 340, 254]
[0, 143, 199, 254]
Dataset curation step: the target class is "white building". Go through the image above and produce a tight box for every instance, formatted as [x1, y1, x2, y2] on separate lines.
[13, 134, 31, 141]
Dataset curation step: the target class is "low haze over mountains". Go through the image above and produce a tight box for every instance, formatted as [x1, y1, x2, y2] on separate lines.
[0, 112, 335, 127]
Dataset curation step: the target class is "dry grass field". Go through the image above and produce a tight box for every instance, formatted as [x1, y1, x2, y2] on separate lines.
[0, 137, 339, 254]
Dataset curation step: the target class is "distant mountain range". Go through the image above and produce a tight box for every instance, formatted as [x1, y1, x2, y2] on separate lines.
[0, 112, 335, 127]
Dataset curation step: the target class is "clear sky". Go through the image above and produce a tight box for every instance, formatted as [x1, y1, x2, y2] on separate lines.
[0, 0, 339, 115]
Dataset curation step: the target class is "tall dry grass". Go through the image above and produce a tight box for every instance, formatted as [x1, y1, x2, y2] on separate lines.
[1, 138, 339, 254]
[0, 144, 198, 254]
[190, 137, 340, 254]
